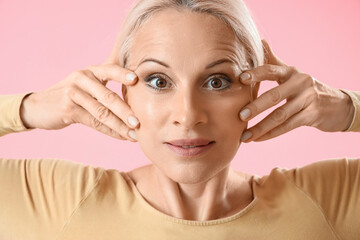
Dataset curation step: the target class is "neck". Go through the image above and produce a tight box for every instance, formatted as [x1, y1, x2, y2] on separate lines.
[135, 164, 253, 221]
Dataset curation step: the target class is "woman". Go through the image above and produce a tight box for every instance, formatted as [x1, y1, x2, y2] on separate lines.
[0, 0, 359, 239]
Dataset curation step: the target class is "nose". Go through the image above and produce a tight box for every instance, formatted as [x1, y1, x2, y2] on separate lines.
[171, 89, 208, 129]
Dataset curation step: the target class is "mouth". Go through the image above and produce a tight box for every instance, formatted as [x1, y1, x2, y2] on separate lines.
[166, 138, 215, 146]
[167, 141, 215, 148]
[166, 141, 215, 158]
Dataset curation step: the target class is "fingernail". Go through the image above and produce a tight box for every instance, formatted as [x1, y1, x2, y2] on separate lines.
[240, 108, 251, 120]
[240, 72, 251, 81]
[241, 131, 252, 142]
[126, 72, 137, 82]
[128, 115, 139, 127]
[128, 130, 137, 140]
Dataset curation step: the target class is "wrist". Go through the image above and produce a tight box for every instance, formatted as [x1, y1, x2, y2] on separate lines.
[341, 90, 355, 131]
[20, 93, 36, 129]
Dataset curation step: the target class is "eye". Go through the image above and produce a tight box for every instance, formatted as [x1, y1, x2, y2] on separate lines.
[144, 73, 233, 92]
[144, 73, 172, 91]
[204, 74, 232, 91]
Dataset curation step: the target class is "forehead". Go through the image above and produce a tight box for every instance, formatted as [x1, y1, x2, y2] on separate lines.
[127, 8, 241, 70]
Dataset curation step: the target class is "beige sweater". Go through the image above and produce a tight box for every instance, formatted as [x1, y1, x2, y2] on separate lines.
[0, 91, 359, 240]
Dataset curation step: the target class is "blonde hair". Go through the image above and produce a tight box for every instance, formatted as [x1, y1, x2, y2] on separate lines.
[107, 0, 265, 73]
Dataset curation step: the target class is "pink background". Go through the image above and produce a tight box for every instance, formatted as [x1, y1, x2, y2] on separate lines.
[0, 0, 359, 176]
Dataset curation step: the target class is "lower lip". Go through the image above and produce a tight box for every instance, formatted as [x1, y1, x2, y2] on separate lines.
[165, 142, 215, 157]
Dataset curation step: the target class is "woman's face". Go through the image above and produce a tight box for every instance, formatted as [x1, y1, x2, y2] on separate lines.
[123, 8, 255, 184]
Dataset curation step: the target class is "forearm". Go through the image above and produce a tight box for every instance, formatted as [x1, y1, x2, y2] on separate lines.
[0, 93, 34, 137]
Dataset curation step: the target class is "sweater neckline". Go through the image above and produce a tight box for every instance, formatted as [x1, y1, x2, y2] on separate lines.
[121, 171, 260, 226]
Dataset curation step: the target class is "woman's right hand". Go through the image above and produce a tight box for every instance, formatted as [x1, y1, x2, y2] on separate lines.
[20, 64, 139, 142]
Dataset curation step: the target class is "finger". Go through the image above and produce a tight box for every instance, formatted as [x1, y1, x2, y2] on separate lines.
[75, 71, 140, 129]
[86, 64, 138, 86]
[239, 74, 304, 121]
[74, 106, 128, 140]
[239, 64, 294, 85]
[240, 94, 307, 142]
[261, 39, 287, 67]
[70, 87, 137, 141]
[253, 110, 309, 142]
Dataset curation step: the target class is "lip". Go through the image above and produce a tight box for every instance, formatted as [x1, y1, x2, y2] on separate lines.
[165, 138, 215, 157]
[166, 138, 214, 146]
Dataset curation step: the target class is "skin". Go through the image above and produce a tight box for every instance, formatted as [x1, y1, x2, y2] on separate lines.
[238, 40, 355, 142]
[123, 8, 256, 221]
[19, 5, 355, 222]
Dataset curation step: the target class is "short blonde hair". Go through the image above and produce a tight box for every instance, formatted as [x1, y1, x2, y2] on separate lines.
[107, 0, 265, 72]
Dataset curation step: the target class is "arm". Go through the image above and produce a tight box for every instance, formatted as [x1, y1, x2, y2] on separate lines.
[0, 93, 34, 137]
[340, 89, 360, 132]
[0, 64, 141, 140]
[284, 158, 360, 240]
[0, 157, 105, 239]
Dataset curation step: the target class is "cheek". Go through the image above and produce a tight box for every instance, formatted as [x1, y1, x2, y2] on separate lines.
[209, 90, 250, 138]
[126, 85, 169, 136]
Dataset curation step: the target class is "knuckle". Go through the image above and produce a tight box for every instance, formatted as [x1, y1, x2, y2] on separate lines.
[250, 103, 259, 116]
[302, 74, 315, 87]
[107, 127, 119, 138]
[64, 85, 76, 99]
[269, 88, 281, 104]
[253, 124, 263, 136]
[62, 118, 72, 125]
[265, 64, 277, 74]
[72, 70, 86, 79]
[262, 131, 273, 140]
[103, 91, 119, 105]
[283, 119, 293, 131]
[288, 66, 299, 73]
[71, 70, 91, 85]
[90, 116, 102, 129]
[272, 108, 287, 123]
[96, 105, 111, 122]
[308, 87, 319, 102]
[60, 95, 76, 113]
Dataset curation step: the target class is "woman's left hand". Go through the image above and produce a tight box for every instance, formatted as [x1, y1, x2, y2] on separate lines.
[239, 39, 355, 142]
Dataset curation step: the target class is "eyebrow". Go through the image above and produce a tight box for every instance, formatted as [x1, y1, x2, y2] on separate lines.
[137, 58, 235, 69]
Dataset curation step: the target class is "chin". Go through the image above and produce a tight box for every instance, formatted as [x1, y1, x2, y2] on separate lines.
[156, 159, 231, 184]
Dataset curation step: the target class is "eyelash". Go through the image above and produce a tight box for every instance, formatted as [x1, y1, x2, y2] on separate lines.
[144, 73, 233, 92]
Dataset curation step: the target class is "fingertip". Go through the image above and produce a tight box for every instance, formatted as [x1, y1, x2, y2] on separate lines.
[128, 129, 138, 141]
[240, 130, 252, 142]
[239, 72, 252, 84]
[240, 108, 251, 121]
[128, 115, 140, 128]
[125, 72, 138, 85]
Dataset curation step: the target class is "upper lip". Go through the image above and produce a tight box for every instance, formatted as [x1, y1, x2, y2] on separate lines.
[166, 138, 215, 146]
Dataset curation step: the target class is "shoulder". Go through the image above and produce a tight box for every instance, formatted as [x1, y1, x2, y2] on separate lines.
[251, 158, 360, 200]
[281, 157, 360, 188]
[254, 158, 360, 185]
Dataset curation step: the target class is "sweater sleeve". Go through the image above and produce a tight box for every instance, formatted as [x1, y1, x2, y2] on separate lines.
[340, 89, 360, 132]
[0, 158, 105, 239]
[0, 93, 33, 136]
[283, 158, 360, 240]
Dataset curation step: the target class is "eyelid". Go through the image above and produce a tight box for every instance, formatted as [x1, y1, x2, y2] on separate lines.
[203, 74, 232, 90]
[144, 72, 234, 91]
[144, 73, 174, 91]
